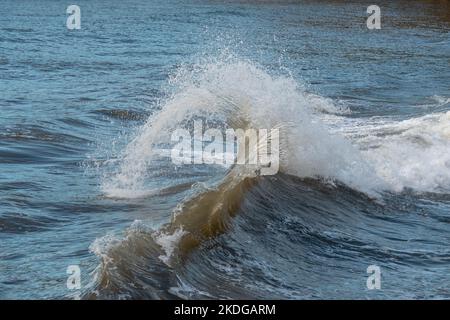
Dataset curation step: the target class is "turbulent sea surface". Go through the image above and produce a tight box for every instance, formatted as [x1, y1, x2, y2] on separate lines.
[1, 0, 450, 299]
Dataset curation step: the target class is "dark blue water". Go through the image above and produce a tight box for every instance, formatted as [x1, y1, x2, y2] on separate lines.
[1, 0, 449, 299]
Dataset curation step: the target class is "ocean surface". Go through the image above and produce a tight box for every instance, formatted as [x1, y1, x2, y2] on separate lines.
[1, 0, 449, 299]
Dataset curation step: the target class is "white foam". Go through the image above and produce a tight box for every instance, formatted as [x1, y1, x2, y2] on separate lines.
[101, 56, 450, 196]
[89, 233, 122, 266]
[153, 228, 187, 265]
[353, 111, 450, 193]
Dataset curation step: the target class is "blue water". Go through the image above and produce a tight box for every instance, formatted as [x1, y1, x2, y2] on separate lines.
[1, 0, 449, 299]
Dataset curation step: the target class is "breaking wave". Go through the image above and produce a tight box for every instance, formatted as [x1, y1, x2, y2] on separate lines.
[88, 57, 450, 299]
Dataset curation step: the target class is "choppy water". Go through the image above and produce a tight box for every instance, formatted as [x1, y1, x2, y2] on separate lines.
[1, 0, 450, 299]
